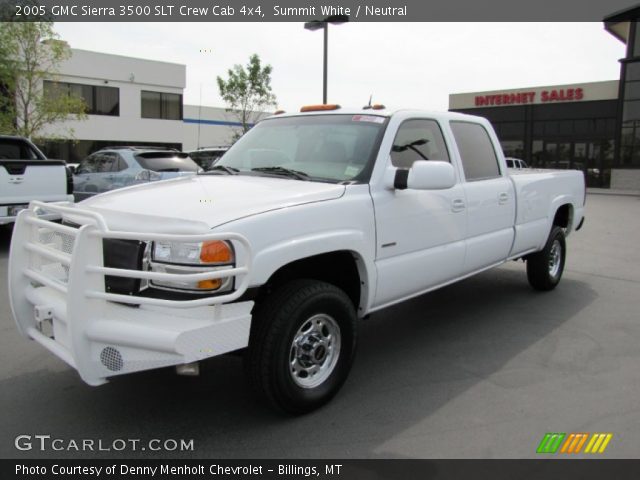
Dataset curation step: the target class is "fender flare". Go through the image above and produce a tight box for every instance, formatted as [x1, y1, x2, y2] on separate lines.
[249, 229, 376, 313]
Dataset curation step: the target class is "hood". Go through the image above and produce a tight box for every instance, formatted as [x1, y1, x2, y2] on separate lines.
[72, 174, 345, 232]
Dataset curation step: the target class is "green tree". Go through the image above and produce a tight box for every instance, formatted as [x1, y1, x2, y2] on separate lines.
[216, 53, 277, 139]
[0, 21, 87, 140]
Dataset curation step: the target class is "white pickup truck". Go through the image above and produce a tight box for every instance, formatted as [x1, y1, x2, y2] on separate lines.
[1, 135, 74, 225]
[9, 107, 585, 413]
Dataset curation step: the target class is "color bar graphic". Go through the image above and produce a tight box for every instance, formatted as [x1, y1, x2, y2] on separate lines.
[584, 433, 613, 454]
[536, 433, 566, 453]
[559, 433, 589, 453]
[537, 433, 613, 454]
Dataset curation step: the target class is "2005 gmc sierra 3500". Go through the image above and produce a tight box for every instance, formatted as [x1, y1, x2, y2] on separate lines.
[9, 106, 585, 413]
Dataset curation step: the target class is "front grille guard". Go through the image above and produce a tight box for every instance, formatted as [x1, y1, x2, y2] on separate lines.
[12, 201, 252, 308]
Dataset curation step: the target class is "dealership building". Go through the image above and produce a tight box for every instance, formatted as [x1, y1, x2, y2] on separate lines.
[450, 5, 640, 190]
[39, 48, 255, 162]
[449, 81, 618, 188]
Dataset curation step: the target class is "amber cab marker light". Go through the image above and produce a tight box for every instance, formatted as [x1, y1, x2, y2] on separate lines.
[300, 104, 341, 112]
[274, 110, 286, 115]
[371, 104, 386, 110]
[200, 240, 233, 264]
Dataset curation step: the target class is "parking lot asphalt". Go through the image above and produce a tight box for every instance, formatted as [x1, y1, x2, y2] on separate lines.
[1, 194, 639, 459]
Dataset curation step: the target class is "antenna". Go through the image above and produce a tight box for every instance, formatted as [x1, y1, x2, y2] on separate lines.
[363, 94, 373, 110]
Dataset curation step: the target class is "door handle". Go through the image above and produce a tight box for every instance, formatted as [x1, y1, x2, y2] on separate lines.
[498, 192, 509, 205]
[452, 199, 466, 212]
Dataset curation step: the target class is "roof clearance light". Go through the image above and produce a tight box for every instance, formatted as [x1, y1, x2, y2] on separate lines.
[300, 104, 341, 112]
[371, 104, 386, 110]
[274, 110, 286, 115]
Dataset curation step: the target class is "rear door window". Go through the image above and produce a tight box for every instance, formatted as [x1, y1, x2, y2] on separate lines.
[450, 122, 501, 181]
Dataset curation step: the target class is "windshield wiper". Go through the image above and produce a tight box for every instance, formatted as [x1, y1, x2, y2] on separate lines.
[392, 138, 430, 160]
[202, 165, 239, 175]
[251, 166, 310, 180]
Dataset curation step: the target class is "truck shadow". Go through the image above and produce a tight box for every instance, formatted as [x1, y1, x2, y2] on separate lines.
[0, 264, 597, 459]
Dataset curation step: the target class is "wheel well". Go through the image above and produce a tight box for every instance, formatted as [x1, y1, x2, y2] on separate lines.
[261, 251, 362, 310]
[553, 204, 573, 229]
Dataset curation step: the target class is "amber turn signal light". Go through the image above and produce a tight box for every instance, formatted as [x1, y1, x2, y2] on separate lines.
[199, 240, 233, 264]
[197, 278, 223, 290]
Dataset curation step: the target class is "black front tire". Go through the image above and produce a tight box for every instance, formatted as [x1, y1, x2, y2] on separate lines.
[244, 279, 357, 414]
[526, 226, 566, 291]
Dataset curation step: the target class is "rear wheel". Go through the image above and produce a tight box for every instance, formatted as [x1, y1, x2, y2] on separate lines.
[244, 279, 357, 414]
[526, 226, 566, 291]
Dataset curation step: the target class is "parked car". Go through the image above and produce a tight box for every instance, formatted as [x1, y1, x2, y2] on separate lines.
[73, 146, 200, 201]
[185, 146, 229, 170]
[505, 157, 529, 169]
[9, 106, 585, 414]
[0, 135, 73, 225]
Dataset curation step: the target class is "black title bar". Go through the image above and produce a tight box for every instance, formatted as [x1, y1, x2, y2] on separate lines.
[4, 459, 640, 480]
[2, 0, 640, 22]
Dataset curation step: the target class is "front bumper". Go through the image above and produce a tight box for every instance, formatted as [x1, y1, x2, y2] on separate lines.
[8, 201, 253, 386]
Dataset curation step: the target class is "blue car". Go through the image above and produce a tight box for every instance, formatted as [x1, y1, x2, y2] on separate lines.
[73, 146, 200, 201]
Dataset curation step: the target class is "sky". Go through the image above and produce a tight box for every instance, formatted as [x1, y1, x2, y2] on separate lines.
[54, 22, 626, 112]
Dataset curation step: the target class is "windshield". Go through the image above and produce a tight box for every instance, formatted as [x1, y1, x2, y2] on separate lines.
[216, 114, 387, 183]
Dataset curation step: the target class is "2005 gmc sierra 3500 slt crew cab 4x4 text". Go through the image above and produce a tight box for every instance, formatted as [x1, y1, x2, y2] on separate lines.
[8, 106, 585, 413]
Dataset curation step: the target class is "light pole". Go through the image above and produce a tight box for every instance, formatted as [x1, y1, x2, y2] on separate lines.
[304, 15, 349, 104]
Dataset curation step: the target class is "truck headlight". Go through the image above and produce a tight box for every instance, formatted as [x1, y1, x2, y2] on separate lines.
[152, 240, 234, 265]
[150, 240, 235, 293]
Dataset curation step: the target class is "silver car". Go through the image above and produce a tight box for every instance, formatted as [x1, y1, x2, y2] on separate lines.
[73, 147, 200, 201]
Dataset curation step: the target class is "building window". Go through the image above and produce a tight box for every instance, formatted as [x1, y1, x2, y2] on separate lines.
[43, 81, 119, 116]
[626, 62, 640, 82]
[141, 91, 183, 120]
[501, 140, 524, 158]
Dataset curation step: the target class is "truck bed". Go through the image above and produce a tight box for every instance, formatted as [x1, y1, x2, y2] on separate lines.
[508, 168, 585, 257]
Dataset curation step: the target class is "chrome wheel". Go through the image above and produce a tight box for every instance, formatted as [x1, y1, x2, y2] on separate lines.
[290, 314, 341, 389]
[548, 239, 562, 278]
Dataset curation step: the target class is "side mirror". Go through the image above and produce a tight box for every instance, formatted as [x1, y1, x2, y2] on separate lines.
[67, 165, 76, 174]
[389, 160, 456, 190]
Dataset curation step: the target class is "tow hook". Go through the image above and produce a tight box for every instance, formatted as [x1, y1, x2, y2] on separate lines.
[176, 362, 200, 376]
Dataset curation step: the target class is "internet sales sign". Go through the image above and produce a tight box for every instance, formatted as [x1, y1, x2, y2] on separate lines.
[475, 88, 584, 107]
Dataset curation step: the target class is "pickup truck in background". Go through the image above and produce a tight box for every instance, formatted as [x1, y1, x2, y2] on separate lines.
[1, 135, 73, 225]
[9, 107, 585, 414]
